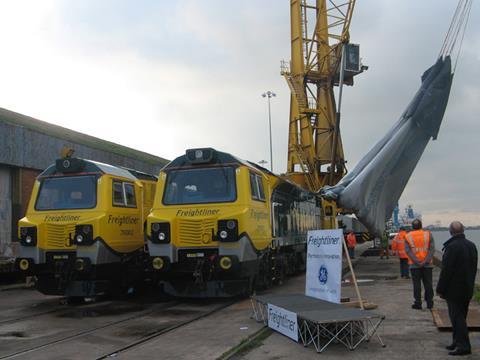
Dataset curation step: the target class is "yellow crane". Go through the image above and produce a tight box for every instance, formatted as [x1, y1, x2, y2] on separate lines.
[282, 0, 366, 192]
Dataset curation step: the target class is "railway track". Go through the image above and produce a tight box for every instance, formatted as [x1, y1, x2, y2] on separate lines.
[96, 300, 237, 359]
[0, 299, 237, 360]
[0, 299, 115, 326]
[0, 300, 180, 359]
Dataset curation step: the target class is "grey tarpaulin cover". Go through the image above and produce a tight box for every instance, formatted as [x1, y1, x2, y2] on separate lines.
[321, 56, 453, 236]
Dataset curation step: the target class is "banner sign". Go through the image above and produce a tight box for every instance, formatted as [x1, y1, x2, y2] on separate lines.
[305, 229, 343, 303]
[267, 303, 298, 342]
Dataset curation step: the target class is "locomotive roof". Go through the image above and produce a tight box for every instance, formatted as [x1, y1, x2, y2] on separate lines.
[164, 148, 316, 197]
[39, 158, 157, 181]
[164, 149, 241, 168]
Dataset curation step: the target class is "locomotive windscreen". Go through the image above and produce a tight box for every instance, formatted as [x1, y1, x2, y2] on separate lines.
[163, 167, 237, 205]
[35, 175, 97, 210]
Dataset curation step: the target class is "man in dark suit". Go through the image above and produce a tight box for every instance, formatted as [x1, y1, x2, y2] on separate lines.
[436, 221, 478, 356]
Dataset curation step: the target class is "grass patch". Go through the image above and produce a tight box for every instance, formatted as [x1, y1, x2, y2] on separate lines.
[217, 327, 273, 360]
[474, 285, 480, 304]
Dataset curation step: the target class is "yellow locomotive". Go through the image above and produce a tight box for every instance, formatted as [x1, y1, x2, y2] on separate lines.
[16, 156, 157, 297]
[146, 148, 324, 297]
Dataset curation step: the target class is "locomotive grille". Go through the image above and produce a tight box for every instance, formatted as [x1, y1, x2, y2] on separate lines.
[45, 224, 76, 248]
[178, 218, 216, 245]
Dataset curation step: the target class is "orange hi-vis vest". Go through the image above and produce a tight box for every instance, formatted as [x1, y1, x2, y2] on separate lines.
[346, 233, 357, 248]
[392, 230, 408, 259]
[405, 230, 431, 265]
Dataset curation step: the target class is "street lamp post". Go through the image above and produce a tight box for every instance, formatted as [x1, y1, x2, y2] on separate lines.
[261, 91, 276, 172]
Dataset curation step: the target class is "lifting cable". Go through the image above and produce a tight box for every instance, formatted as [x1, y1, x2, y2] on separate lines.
[438, 0, 473, 73]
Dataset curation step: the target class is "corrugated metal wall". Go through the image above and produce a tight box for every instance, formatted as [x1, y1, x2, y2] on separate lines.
[0, 121, 165, 175]
[0, 166, 12, 258]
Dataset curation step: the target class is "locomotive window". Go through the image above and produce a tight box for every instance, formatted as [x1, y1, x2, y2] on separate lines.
[256, 176, 265, 201]
[249, 173, 259, 200]
[35, 175, 97, 210]
[250, 172, 265, 202]
[113, 181, 124, 206]
[112, 180, 137, 208]
[163, 167, 237, 205]
[124, 183, 137, 207]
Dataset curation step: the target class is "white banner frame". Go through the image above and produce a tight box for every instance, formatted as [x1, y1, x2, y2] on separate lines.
[305, 229, 343, 303]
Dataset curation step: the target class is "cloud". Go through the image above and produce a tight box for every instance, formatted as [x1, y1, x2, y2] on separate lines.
[0, 0, 478, 225]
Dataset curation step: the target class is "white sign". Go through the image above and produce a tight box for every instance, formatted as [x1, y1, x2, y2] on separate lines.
[305, 229, 343, 303]
[267, 303, 298, 342]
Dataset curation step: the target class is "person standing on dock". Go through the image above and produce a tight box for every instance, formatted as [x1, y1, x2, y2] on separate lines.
[405, 219, 435, 310]
[379, 231, 390, 259]
[392, 227, 410, 279]
[346, 230, 357, 259]
[436, 221, 478, 356]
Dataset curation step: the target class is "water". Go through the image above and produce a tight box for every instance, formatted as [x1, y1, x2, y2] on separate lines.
[431, 229, 480, 248]
[431, 229, 480, 268]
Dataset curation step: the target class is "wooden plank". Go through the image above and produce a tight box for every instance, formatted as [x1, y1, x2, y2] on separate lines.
[431, 308, 448, 328]
[342, 300, 378, 310]
[432, 308, 480, 331]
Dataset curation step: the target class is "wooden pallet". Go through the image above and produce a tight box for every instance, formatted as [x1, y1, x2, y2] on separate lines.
[432, 308, 480, 331]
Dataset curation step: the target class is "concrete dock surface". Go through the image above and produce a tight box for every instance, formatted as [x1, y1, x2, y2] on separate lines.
[113, 249, 479, 359]
[1, 247, 479, 359]
[240, 256, 480, 359]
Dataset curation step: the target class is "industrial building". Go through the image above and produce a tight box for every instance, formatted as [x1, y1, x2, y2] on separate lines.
[0, 107, 168, 270]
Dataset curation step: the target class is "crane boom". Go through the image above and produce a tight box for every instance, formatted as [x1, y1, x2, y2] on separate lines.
[283, 0, 364, 192]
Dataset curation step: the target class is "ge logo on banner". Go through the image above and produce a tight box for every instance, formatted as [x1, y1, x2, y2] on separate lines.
[318, 265, 328, 285]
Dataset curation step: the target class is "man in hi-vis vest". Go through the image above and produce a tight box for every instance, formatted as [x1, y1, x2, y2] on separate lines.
[392, 227, 410, 279]
[405, 219, 435, 310]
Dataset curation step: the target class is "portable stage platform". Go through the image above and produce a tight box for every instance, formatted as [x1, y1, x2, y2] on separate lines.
[251, 293, 385, 353]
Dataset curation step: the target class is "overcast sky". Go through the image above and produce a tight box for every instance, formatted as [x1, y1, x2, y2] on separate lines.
[0, 1, 478, 226]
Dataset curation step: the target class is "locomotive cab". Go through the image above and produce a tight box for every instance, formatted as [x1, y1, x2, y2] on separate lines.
[16, 157, 156, 297]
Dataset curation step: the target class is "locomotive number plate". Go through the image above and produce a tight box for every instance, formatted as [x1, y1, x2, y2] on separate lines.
[186, 253, 205, 258]
[52, 255, 70, 260]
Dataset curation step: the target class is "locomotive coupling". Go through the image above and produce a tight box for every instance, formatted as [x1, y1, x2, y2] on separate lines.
[18, 258, 32, 271]
[219, 256, 232, 270]
[217, 255, 239, 272]
[152, 256, 170, 271]
[74, 258, 91, 272]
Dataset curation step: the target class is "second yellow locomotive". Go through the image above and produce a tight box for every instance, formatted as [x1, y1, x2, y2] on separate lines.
[147, 148, 322, 297]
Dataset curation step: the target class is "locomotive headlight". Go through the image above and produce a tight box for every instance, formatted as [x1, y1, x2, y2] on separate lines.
[19, 226, 37, 246]
[217, 220, 238, 242]
[151, 222, 170, 243]
[74, 224, 94, 245]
